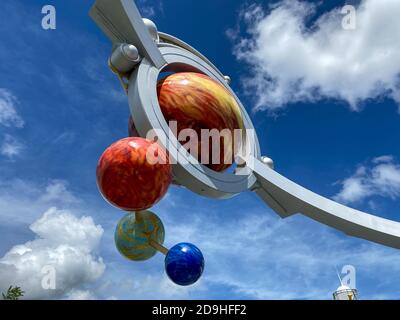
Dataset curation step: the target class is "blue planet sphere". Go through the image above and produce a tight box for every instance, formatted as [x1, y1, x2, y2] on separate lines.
[165, 243, 205, 286]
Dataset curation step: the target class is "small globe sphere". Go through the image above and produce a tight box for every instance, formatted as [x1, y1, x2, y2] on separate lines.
[115, 211, 165, 261]
[165, 243, 205, 286]
[96, 137, 172, 211]
[157, 72, 244, 172]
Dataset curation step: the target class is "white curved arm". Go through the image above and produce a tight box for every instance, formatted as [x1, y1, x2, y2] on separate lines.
[89, 0, 166, 69]
[251, 158, 400, 249]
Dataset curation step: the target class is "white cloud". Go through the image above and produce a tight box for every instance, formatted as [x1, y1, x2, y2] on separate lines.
[52, 131, 76, 145]
[232, 0, 400, 112]
[0, 89, 24, 159]
[141, 6, 155, 18]
[136, 0, 162, 17]
[0, 207, 105, 300]
[39, 180, 81, 205]
[334, 155, 400, 204]
[0, 179, 83, 226]
[372, 155, 394, 164]
[31, 208, 103, 251]
[65, 289, 97, 300]
[1, 134, 24, 158]
[0, 89, 24, 128]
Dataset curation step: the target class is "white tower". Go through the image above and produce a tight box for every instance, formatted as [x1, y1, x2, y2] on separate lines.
[333, 271, 358, 300]
[333, 284, 358, 300]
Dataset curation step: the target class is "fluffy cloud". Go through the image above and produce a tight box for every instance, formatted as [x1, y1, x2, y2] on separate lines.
[38, 180, 81, 204]
[334, 155, 400, 204]
[231, 0, 400, 112]
[0, 207, 105, 299]
[0, 178, 106, 300]
[1, 134, 24, 158]
[65, 289, 97, 300]
[0, 179, 82, 225]
[0, 89, 24, 128]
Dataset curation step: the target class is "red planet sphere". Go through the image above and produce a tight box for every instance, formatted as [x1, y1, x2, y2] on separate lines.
[96, 137, 172, 211]
[157, 72, 244, 172]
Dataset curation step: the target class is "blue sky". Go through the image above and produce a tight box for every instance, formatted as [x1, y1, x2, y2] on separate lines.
[1, 0, 400, 299]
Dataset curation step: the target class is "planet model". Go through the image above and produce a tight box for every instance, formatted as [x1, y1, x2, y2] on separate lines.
[165, 242, 205, 286]
[96, 137, 172, 211]
[157, 72, 244, 172]
[115, 211, 165, 261]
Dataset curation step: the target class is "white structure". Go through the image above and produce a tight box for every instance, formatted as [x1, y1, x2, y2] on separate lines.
[333, 285, 358, 300]
[89, 0, 400, 250]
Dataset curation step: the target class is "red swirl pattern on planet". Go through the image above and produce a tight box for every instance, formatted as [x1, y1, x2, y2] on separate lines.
[96, 137, 172, 211]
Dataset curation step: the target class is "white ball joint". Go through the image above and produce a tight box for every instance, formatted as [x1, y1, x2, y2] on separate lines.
[108, 18, 158, 75]
[142, 18, 160, 43]
[109, 43, 141, 75]
[224, 76, 231, 85]
[261, 156, 274, 170]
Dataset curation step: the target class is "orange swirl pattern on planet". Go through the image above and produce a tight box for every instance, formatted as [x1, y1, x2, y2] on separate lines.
[157, 72, 244, 172]
[96, 137, 172, 211]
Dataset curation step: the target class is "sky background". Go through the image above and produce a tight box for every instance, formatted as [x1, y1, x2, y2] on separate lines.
[1, 0, 400, 299]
